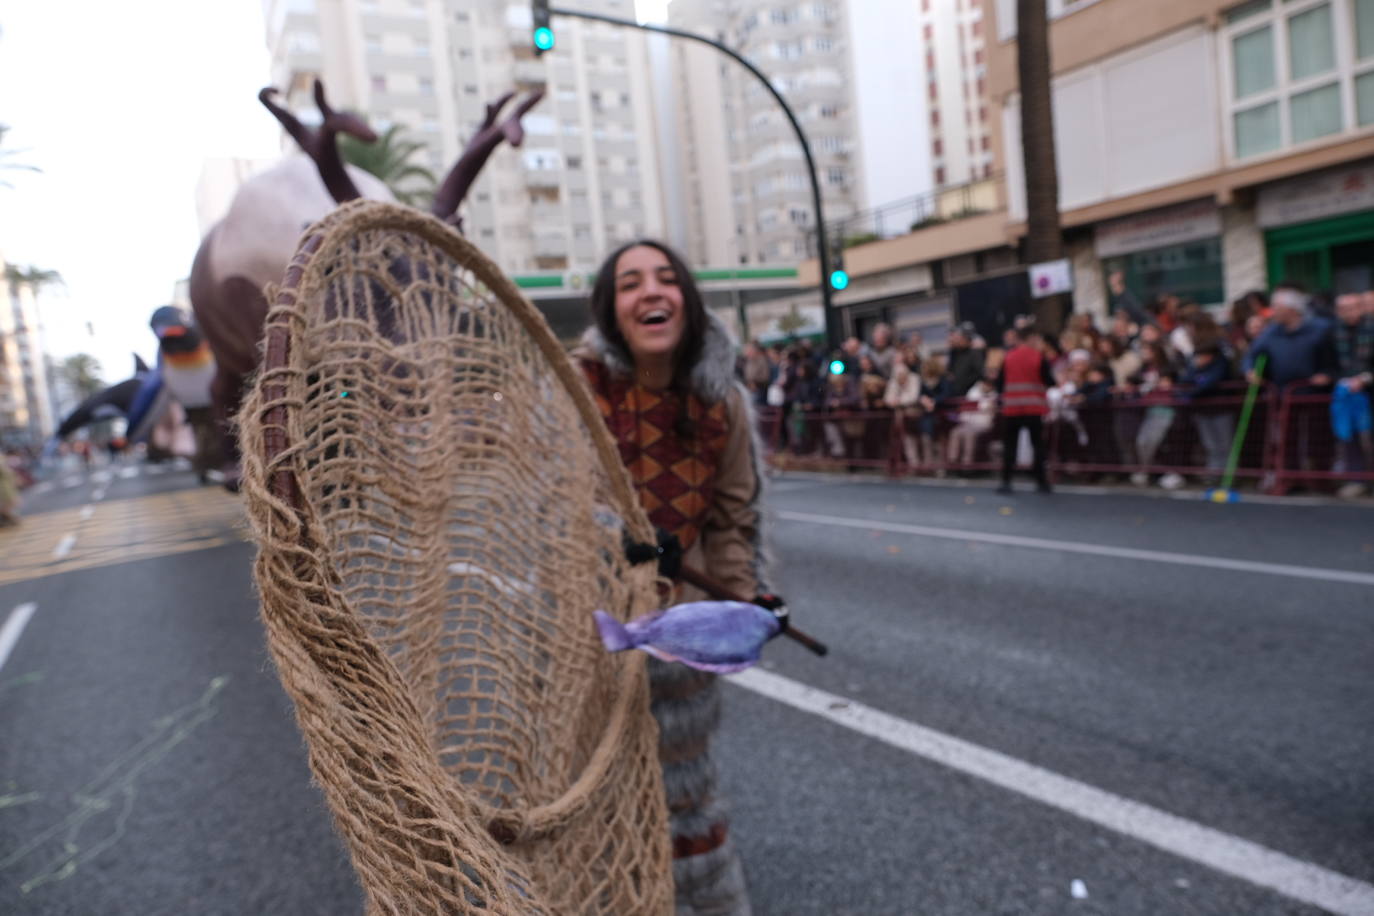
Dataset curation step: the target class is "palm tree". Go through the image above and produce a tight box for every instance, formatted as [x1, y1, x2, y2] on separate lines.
[1016, 0, 1068, 335]
[4, 264, 64, 294]
[0, 124, 41, 189]
[59, 354, 104, 399]
[338, 123, 438, 207]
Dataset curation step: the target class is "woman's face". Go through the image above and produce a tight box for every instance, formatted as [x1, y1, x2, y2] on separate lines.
[612, 245, 686, 365]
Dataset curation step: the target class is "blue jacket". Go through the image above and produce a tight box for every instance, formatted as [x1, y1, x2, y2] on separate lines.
[1179, 353, 1231, 400]
[1243, 318, 1337, 386]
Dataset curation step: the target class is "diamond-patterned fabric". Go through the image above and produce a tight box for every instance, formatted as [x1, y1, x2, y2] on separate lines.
[581, 360, 729, 551]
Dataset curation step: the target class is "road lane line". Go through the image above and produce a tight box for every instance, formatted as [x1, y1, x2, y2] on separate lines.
[777, 510, 1374, 587]
[60, 477, 81, 489]
[731, 667, 1374, 916]
[53, 533, 76, 560]
[0, 603, 38, 673]
[118, 466, 138, 479]
[91, 488, 106, 502]
[79, 505, 94, 521]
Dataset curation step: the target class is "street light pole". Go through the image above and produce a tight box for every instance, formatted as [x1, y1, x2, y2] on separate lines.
[546, 6, 840, 348]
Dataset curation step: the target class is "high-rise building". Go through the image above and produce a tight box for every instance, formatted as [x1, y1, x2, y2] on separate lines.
[0, 258, 56, 445]
[919, 0, 994, 186]
[261, 0, 669, 276]
[668, 0, 866, 268]
[665, 0, 933, 275]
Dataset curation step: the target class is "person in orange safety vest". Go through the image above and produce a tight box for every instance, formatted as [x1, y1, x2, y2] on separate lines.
[996, 325, 1055, 494]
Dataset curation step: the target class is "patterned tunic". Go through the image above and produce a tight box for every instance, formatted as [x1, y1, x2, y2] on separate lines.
[582, 360, 730, 553]
[581, 357, 754, 916]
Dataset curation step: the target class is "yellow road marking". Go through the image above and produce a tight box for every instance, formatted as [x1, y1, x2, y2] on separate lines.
[0, 489, 246, 587]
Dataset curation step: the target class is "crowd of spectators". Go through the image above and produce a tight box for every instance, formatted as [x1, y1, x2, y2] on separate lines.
[739, 280, 1374, 497]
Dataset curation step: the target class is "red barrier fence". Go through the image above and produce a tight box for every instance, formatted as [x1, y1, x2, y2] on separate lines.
[757, 383, 1374, 496]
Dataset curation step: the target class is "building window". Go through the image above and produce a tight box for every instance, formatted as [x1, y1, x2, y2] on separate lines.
[371, 75, 387, 93]
[933, 138, 943, 155]
[826, 167, 846, 186]
[935, 166, 946, 184]
[365, 34, 382, 55]
[931, 108, 940, 126]
[1224, 0, 1373, 160]
[419, 77, 434, 95]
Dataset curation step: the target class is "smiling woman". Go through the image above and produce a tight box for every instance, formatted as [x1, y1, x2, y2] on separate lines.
[575, 239, 770, 916]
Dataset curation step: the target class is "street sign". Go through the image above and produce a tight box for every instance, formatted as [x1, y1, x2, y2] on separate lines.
[1029, 258, 1073, 299]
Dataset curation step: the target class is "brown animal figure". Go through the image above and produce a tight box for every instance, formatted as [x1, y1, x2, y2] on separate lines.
[189, 79, 544, 488]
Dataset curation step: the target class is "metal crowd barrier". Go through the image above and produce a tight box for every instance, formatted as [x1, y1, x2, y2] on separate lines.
[755, 383, 1374, 495]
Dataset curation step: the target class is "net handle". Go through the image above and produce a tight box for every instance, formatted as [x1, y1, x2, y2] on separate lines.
[254, 199, 656, 846]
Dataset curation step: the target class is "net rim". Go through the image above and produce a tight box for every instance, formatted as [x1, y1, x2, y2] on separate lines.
[252, 198, 657, 847]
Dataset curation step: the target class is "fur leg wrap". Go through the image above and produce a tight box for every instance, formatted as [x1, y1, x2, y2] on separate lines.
[648, 658, 752, 916]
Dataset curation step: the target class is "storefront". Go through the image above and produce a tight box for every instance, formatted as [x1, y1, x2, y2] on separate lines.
[1095, 199, 1226, 310]
[1258, 160, 1374, 295]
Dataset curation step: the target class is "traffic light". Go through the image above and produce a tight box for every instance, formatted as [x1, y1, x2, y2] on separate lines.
[533, 0, 555, 56]
[828, 358, 846, 375]
[829, 251, 849, 291]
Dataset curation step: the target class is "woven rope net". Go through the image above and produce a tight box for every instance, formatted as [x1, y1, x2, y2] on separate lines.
[239, 200, 673, 915]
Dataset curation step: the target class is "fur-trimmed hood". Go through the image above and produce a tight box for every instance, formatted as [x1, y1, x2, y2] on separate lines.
[574, 311, 738, 404]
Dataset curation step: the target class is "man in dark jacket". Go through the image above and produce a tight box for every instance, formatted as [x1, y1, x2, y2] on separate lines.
[1242, 285, 1337, 388]
[946, 322, 987, 397]
[1243, 285, 1338, 482]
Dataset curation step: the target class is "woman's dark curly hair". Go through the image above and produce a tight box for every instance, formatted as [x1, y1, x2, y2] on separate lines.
[588, 239, 708, 393]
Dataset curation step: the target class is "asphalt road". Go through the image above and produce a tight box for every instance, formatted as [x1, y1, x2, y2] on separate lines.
[0, 461, 1369, 915]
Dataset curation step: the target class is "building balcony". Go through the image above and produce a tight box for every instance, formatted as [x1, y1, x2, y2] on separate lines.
[513, 60, 546, 88]
[523, 168, 561, 190]
[817, 173, 1005, 253]
[533, 232, 569, 259]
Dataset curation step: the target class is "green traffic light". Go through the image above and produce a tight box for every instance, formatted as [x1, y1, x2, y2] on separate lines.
[829, 359, 846, 375]
[830, 269, 850, 291]
[533, 26, 555, 51]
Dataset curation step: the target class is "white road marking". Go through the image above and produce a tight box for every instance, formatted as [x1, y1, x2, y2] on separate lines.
[777, 510, 1374, 587]
[52, 533, 77, 560]
[117, 466, 139, 479]
[0, 603, 38, 674]
[91, 470, 113, 484]
[60, 477, 82, 489]
[91, 488, 105, 502]
[79, 505, 94, 521]
[29, 482, 52, 496]
[730, 667, 1374, 916]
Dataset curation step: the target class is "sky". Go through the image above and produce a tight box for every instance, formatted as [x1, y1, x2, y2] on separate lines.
[0, 1, 669, 391]
[0, 1, 281, 385]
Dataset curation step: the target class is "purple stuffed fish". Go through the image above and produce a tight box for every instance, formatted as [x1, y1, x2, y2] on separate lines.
[594, 601, 782, 673]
